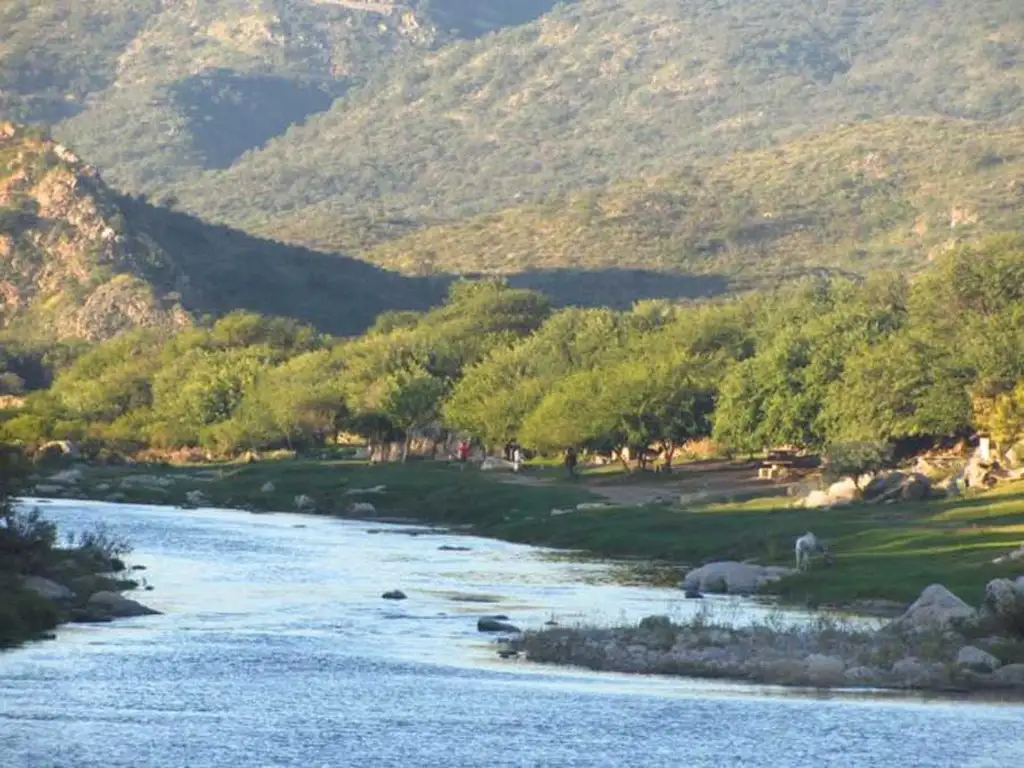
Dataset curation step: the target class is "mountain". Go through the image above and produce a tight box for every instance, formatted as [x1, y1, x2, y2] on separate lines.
[0, 122, 445, 341]
[96, 0, 1023, 251]
[358, 118, 1024, 289]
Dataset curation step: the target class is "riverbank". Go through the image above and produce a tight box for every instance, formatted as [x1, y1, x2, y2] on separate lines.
[23, 456, 1024, 611]
[515, 586, 1024, 697]
[0, 518, 159, 649]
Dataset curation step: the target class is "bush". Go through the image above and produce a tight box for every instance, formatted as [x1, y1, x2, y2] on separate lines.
[822, 440, 893, 487]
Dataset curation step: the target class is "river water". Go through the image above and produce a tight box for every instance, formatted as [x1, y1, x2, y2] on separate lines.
[2, 499, 1023, 768]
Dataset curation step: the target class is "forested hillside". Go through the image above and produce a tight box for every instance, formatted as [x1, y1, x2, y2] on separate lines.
[163, 0, 1024, 248]
[360, 119, 1024, 287]
[0, 123, 444, 341]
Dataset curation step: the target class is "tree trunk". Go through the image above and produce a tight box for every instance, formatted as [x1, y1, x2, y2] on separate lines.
[401, 436, 410, 463]
[664, 444, 676, 471]
[617, 449, 632, 475]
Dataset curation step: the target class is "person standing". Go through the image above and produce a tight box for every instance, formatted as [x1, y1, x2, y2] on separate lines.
[564, 446, 578, 478]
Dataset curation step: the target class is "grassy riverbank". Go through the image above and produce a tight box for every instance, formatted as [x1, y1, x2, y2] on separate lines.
[33, 457, 1024, 610]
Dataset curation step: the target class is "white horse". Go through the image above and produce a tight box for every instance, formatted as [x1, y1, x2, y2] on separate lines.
[795, 532, 831, 571]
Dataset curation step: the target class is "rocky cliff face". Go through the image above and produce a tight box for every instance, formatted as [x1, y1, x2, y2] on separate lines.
[0, 122, 192, 340]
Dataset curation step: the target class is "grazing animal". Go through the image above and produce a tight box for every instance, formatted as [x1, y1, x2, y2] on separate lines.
[795, 532, 831, 571]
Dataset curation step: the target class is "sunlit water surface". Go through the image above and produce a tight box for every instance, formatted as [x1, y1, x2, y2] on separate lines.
[2, 499, 1022, 767]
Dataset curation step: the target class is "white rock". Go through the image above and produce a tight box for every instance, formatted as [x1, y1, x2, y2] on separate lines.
[983, 578, 1023, 617]
[260, 481, 276, 493]
[681, 561, 794, 595]
[826, 477, 860, 504]
[350, 501, 376, 516]
[550, 508, 575, 516]
[480, 456, 515, 472]
[890, 584, 976, 630]
[22, 576, 75, 601]
[185, 490, 208, 506]
[294, 494, 316, 511]
[801, 490, 833, 509]
[344, 485, 387, 496]
[576, 502, 608, 511]
[956, 645, 1001, 672]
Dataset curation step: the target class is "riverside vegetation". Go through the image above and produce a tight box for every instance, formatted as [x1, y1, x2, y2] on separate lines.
[0, 445, 158, 649]
[3, 234, 1024, 611]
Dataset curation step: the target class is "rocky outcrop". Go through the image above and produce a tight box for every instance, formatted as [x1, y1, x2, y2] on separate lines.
[82, 591, 161, 620]
[681, 561, 794, 595]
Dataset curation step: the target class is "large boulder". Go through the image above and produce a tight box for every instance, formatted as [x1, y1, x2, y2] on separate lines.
[260, 481, 276, 493]
[825, 477, 859, 505]
[993, 664, 1024, 687]
[85, 591, 160, 618]
[22, 576, 75, 602]
[681, 561, 794, 595]
[890, 584, 976, 630]
[899, 473, 932, 501]
[892, 657, 948, 688]
[293, 494, 316, 511]
[981, 577, 1024, 629]
[956, 645, 1001, 673]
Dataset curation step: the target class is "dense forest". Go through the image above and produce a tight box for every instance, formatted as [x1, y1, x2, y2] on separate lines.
[3, 237, 1023, 465]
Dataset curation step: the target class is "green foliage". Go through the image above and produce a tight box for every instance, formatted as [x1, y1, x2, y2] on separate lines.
[822, 441, 894, 486]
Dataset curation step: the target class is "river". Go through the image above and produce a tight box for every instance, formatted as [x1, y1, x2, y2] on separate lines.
[2, 499, 1022, 767]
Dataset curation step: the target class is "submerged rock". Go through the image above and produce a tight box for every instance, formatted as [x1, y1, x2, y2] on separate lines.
[478, 618, 521, 633]
[382, 590, 407, 600]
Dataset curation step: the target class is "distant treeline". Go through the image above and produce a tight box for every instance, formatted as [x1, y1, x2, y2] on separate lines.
[2, 236, 1024, 462]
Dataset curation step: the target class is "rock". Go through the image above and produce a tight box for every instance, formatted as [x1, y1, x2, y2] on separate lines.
[106, 492, 126, 502]
[119, 474, 175, 489]
[260, 481, 275, 493]
[33, 484, 65, 496]
[293, 494, 316, 511]
[344, 485, 387, 496]
[956, 645, 1001, 673]
[382, 590, 407, 600]
[758, 659, 807, 685]
[899, 473, 932, 501]
[890, 584, 976, 630]
[982, 578, 1024, 618]
[48, 467, 84, 485]
[845, 665, 883, 686]
[576, 502, 609, 511]
[478, 618, 521, 633]
[185, 490, 208, 506]
[86, 591, 161, 618]
[801, 490, 833, 509]
[638, 615, 674, 631]
[350, 501, 376, 516]
[825, 477, 859, 505]
[892, 657, 948, 688]
[95, 483, 111, 492]
[993, 663, 1024, 687]
[863, 471, 906, 501]
[684, 587, 703, 599]
[550, 508, 575, 516]
[21, 576, 75, 601]
[438, 545, 471, 552]
[804, 654, 846, 686]
[681, 561, 794, 595]
[480, 456, 515, 472]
